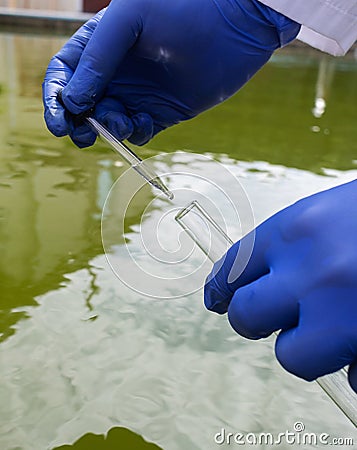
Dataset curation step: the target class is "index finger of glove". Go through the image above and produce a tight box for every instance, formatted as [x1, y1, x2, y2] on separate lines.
[62, 0, 146, 114]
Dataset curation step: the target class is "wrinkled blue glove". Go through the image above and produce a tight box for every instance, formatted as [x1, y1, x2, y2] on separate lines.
[42, 0, 300, 148]
[205, 180, 357, 393]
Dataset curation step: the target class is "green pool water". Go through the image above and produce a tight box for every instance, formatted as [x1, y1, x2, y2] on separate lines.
[0, 32, 356, 450]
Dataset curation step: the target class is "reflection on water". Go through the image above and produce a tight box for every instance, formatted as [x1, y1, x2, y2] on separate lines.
[312, 56, 335, 119]
[53, 427, 163, 450]
[0, 32, 356, 450]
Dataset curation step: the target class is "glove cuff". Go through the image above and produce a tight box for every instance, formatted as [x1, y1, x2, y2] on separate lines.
[253, 0, 301, 47]
[215, 0, 301, 51]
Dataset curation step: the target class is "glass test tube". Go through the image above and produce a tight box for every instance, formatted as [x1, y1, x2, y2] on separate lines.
[175, 200, 357, 427]
[175, 200, 233, 262]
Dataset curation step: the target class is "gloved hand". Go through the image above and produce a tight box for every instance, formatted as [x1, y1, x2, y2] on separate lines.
[42, 0, 300, 148]
[205, 180, 357, 393]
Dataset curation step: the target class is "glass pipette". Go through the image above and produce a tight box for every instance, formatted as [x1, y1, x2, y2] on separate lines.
[56, 90, 173, 200]
[175, 200, 357, 427]
[86, 117, 174, 200]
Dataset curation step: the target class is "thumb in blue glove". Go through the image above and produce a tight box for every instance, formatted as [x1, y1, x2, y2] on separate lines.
[205, 180, 357, 393]
[43, 0, 300, 148]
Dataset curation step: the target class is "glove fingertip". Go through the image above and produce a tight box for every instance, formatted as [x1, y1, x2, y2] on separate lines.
[128, 113, 154, 146]
[204, 252, 237, 314]
[71, 136, 97, 149]
[227, 292, 261, 340]
[70, 127, 97, 148]
[348, 362, 357, 394]
[62, 86, 96, 115]
[275, 329, 316, 381]
[44, 110, 69, 138]
[203, 280, 230, 315]
[95, 111, 134, 142]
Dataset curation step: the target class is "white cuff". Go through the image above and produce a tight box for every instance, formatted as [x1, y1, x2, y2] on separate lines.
[258, 0, 357, 55]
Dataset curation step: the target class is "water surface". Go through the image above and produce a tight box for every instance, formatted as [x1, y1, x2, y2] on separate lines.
[0, 33, 356, 450]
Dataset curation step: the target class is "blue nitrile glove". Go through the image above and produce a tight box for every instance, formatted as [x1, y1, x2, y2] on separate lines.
[205, 180, 357, 393]
[42, 0, 300, 148]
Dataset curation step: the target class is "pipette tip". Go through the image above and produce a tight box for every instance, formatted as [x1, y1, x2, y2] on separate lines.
[167, 191, 175, 200]
[150, 176, 174, 200]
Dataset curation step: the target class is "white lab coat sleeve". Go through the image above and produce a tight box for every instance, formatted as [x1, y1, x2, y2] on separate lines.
[258, 0, 357, 56]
